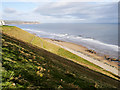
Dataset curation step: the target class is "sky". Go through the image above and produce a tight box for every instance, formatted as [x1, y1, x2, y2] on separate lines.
[1, 0, 119, 23]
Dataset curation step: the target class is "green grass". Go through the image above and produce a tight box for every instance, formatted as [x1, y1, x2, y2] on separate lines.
[31, 36, 61, 53]
[2, 26, 34, 43]
[57, 48, 100, 67]
[1, 26, 119, 80]
[1, 33, 119, 89]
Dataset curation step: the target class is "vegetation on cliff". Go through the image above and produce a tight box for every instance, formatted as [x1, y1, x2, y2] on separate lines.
[2, 26, 119, 79]
[1, 26, 120, 89]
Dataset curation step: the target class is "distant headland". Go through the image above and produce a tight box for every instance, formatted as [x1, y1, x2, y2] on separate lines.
[4, 20, 40, 24]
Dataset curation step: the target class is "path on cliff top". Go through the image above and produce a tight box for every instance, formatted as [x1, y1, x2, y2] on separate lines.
[47, 40, 119, 77]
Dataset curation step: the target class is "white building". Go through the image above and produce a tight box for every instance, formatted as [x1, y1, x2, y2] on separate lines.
[0, 20, 5, 26]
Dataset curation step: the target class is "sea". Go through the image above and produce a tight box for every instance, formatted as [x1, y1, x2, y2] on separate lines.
[11, 23, 119, 58]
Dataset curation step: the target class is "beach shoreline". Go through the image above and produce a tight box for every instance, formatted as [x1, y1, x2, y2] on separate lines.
[42, 38, 119, 76]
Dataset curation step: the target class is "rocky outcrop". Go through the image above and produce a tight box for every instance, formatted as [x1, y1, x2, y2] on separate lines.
[86, 49, 96, 54]
[104, 55, 119, 61]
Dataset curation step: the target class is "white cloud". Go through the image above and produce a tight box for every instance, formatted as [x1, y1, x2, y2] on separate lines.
[2, 1, 118, 23]
[2, 0, 119, 2]
[33, 2, 117, 23]
[3, 8, 17, 13]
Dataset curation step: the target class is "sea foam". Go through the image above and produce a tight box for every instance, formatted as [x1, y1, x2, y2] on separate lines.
[23, 28, 119, 57]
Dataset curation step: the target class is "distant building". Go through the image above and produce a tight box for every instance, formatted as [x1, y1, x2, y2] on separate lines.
[0, 20, 5, 26]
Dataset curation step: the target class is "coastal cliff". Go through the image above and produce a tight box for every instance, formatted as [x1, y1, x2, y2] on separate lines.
[1, 26, 120, 89]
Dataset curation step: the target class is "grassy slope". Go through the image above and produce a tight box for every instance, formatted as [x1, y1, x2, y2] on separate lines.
[1, 33, 120, 89]
[1, 26, 119, 80]
[2, 26, 34, 42]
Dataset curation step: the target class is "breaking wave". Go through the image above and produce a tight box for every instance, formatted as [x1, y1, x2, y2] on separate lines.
[23, 28, 119, 57]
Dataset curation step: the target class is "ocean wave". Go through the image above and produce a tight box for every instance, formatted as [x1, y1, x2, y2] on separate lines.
[80, 38, 119, 51]
[22, 28, 119, 52]
[65, 35, 118, 52]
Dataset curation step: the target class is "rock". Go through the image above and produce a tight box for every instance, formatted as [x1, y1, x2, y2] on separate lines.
[104, 55, 110, 60]
[111, 58, 118, 61]
[86, 49, 96, 54]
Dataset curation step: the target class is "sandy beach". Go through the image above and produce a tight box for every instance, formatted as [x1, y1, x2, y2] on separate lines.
[43, 38, 119, 76]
